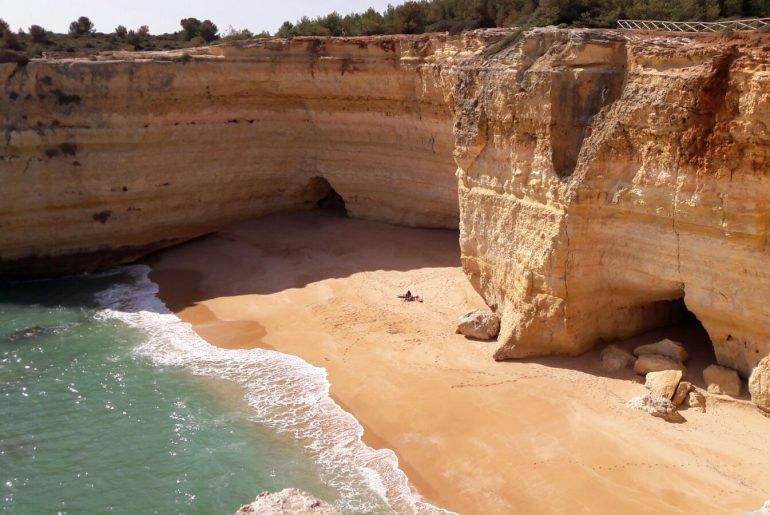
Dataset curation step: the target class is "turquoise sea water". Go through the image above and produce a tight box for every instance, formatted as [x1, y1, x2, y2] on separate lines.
[0, 268, 430, 514]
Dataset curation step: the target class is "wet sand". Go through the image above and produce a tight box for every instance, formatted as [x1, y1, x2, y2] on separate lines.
[147, 211, 770, 514]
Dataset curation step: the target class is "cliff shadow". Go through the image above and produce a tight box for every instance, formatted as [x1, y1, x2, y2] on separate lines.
[512, 303, 742, 398]
[143, 210, 463, 312]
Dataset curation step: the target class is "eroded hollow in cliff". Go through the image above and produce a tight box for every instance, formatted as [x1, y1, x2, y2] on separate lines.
[305, 176, 347, 216]
[631, 297, 717, 369]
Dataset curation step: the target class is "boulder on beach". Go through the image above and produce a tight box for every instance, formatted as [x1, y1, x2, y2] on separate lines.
[633, 339, 688, 362]
[671, 381, 693, 407]
[456, 309, 500, 340]
[235, 489, 338, 515]
[626, 392, 683, 422]
[633, 354, 686, 375]
[749, 356, 770, 415]
[703, 364, 742, 397]
[600, 344, 635, 372]
[644, 370, 682, 399]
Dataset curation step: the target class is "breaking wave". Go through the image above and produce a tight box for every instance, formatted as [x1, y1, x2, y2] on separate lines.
[94, 264, 449, 514]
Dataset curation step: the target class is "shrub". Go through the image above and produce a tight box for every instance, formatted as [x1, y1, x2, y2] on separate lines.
[126, 30, 140, 47]
[3, 31, 23, 51]
[114, 25, 127, 38]
[199, 20, 219, 42]
[0, 49, 28, 66]
[29, 24, 47, 43]
[483, 28, 524, 57]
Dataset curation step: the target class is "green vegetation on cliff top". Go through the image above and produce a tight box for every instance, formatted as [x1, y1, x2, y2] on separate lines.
[1, 0, 769, 62]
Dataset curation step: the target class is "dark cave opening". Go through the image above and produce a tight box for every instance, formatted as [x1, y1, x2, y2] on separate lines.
[631, 297, 719, 385]
[305, 176, 348, 216]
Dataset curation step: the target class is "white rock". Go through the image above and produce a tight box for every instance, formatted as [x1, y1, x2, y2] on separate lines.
[626, 392, 683, 422]
[601, 344, 635, 372]
[456, 309, 500, 340]
[634, 339, 688, 362]
[236, 489, 338, 515]
[703, 364, 742, 397]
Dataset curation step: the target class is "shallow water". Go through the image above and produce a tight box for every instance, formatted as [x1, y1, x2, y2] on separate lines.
[0, 269, 414, 514]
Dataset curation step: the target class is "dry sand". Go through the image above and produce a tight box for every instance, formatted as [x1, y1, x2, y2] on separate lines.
[147, 211, 770, 515]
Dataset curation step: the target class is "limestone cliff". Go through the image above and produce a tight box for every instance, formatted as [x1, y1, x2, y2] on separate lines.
[0, 35, 465, 276]
[453, 29, 770, 379]
[1, 29, 769, 383]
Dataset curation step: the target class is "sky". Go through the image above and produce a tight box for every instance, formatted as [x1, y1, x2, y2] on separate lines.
[0, 0, 395, 35]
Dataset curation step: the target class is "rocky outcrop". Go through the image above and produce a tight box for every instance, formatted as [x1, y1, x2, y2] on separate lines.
[453, 30, 770, 382]
[456, 309, 500, 340]
[1, 29, 769, 394]
[235, 489, 337, 515]
[749, 356, 770, 414]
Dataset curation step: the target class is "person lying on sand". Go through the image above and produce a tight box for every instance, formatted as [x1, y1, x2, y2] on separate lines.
[397, 290, 423, 302]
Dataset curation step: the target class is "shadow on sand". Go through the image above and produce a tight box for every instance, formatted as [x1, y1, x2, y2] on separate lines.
[144, 210, 463, 312]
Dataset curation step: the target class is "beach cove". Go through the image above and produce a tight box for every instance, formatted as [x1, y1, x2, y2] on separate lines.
[149, 211, 770, 514]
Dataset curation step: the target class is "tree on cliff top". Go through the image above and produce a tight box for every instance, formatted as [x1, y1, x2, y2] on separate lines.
[180, 18, 219, 42]
[29, 25, 48, 43]
[68, 16, 95, 37]
[274, 0, 770, 36]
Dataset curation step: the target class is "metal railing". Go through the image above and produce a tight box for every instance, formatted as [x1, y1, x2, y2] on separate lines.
[617, 18, 770, 32]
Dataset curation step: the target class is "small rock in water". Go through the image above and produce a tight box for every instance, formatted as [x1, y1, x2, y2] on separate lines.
[671, 381, 693, 407]
[748, 355, 770, 415]
[4, 325, 54, 343]
[634, 339, 688, 362]
[745, 499, 770, 515]
[600, 344, 635, 372]
[703, 364, 742, 397]
[644, 370, 683, 400]
[687, 390, 706, 412]
[235, 489, 338, 515]
[456, 309, 500, 340]
[633, 354, 686, 375]
[626, 392, 684, 422]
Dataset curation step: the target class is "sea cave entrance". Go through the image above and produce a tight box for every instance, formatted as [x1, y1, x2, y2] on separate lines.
[305, 176, 348, 216]
[626, 296, 717, 383]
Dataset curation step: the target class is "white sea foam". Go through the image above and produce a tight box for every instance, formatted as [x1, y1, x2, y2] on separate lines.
[94, 264, 452, 515]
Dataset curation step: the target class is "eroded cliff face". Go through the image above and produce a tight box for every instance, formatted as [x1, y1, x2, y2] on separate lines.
[0, 35, 469, 276]
[453, 29, 770, 377]
[1, 29, 769, 379]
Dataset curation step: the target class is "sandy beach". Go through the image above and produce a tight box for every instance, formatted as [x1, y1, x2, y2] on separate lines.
[147, 211, 770, 514]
